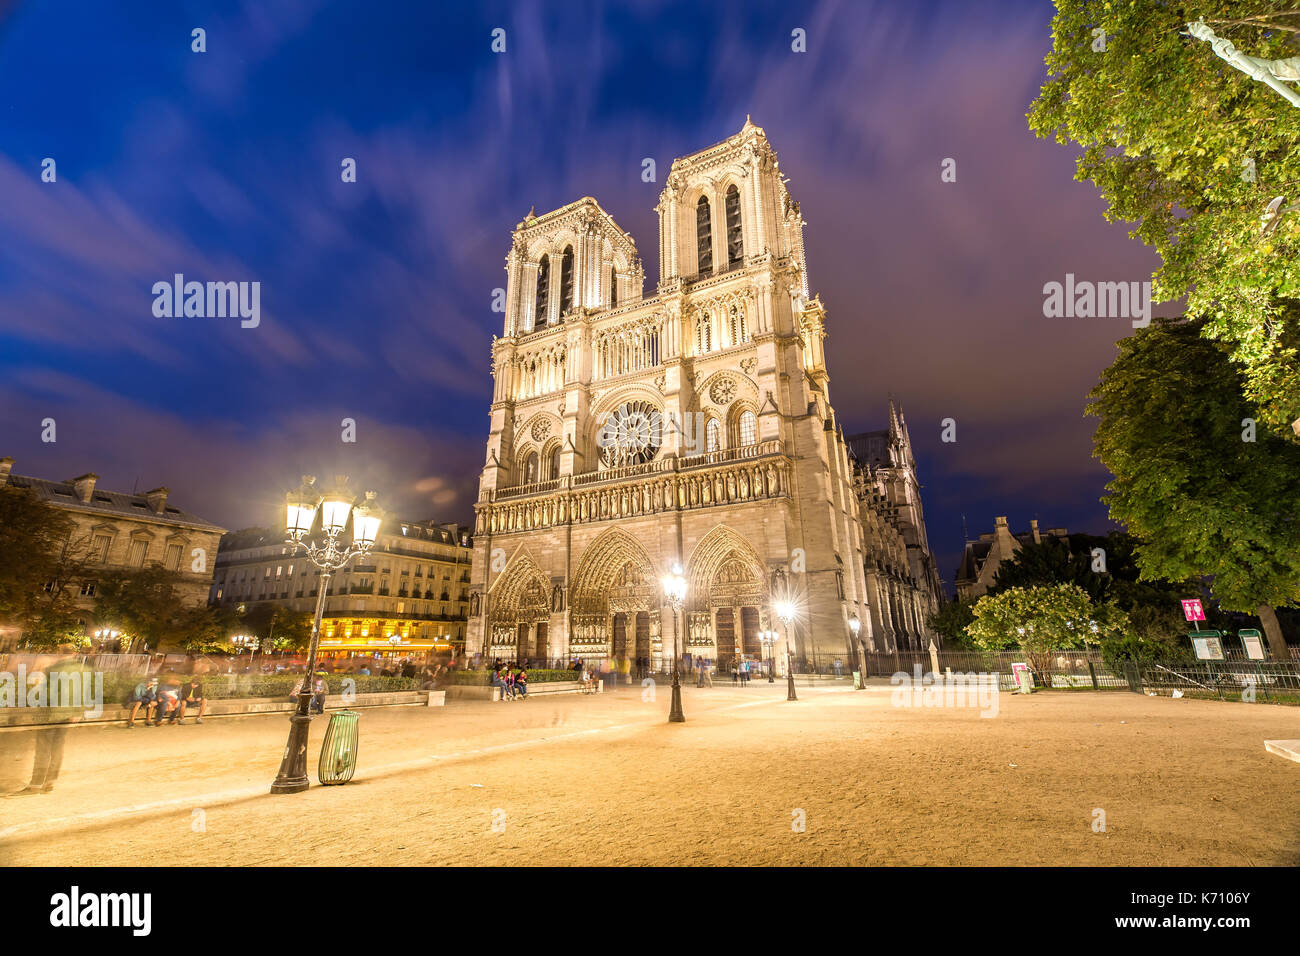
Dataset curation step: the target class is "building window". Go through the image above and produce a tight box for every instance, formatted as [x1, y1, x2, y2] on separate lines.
[725, 184, 743, 269]
[165, 543, 183, 570]
[739, 410, 757, 446]
[609, 267, 617, 309]
[80, 582, 96, 597]
[706, 418, 722, 453]
[534, 255, 550, 329]
[560, 245, 575, 314]
[90, 535, 112, 563]
[697, 314, 712, 355]
[728, 303, 748, 346]
[524, 452, 539, 484]
[696, 196, 713, 277]
[127, 539, 148, 567]
[549, 446, 561, 480]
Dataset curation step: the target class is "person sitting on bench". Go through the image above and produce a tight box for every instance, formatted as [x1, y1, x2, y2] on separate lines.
[177, 678, 206, 724]
[126, 678, 159, 727]
[156, 679, 184, 725]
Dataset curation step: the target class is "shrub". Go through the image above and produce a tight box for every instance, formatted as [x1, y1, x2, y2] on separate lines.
[105, 673, 418, 703]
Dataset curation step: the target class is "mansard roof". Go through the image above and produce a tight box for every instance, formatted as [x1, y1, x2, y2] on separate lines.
[6, 472, 224, 532]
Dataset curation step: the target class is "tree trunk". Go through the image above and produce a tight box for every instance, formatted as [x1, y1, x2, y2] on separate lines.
[1256, 604, 1290, 660]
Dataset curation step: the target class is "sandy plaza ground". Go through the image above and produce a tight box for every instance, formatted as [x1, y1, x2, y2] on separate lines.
[0, 678, 1296, 867]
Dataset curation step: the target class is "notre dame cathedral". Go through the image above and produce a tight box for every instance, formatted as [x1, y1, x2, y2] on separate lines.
[466, 120, 941, 671]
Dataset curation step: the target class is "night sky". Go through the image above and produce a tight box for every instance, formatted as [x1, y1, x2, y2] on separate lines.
[0, 0, 1161, 593]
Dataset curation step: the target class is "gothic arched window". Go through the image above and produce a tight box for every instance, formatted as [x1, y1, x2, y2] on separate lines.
[705, 418, 721, 453]
[696, 196, 713, 278]
[739, 409, 757, 446]
[730, 303, 747, 344]
[523, 452, 539, 484]
[549, 446, 561, 480]
[560, 245, 575, 314]
[609, 266, 618, 309]
[725, 185, 743, 269]
[534, 255, 550, 329]
[697, 315, 712, 355]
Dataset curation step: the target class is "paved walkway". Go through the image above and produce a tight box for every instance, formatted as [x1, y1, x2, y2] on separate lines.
[1, 682, 1295, 866]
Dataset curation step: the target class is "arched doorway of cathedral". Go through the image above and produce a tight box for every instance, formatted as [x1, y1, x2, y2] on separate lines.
[570, 529, 661, 674]
[686, 527, 768, 675]
[485, 553, 550, 662]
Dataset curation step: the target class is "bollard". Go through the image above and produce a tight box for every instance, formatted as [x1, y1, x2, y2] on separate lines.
[318, 709, 360, 785]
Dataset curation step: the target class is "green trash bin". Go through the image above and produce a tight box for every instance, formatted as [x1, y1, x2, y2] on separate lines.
[318, 710, 360, 785]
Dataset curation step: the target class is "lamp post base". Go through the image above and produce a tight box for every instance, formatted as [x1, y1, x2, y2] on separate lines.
[668, 671, 685, 722]
[270, 710, 315, 794]
[786, 672, 798, 702]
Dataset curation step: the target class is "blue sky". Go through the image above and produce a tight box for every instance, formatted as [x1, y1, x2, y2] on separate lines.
[0, 0, 1162, 589]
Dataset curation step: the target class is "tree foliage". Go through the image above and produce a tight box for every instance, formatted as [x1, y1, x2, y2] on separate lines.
[238, 602, 313, 652]
[968, 584, 1128, 652]
[926, 598, 978, 647]
[991, 530, 1197, 642]
[0, 487, 89, 647]
[92, 565, 197, 653]
[1088, 317, 1300, 654]
[1029, 1, 1300, 434]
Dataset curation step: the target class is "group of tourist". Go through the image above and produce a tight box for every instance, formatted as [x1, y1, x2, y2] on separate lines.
[491, 662, 529, 700]
[126, 676, 207, 727]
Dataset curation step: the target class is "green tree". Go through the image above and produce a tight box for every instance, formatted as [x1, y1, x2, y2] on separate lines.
[239, 603, 314, 653]
[969, 584, 1129, 681]
[0, 487, 91, 648]
[92, 565, 195, 653]
[1088, 318, 1300, 656]
[992, 536, 1102, 600]
[992, 531, 1196, 643]
[1029, 1, 1300, 436]
[926, 598, 978, 647]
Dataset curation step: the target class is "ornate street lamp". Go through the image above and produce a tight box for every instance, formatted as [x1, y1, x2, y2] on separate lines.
[758, 629, 778, 683]
[775, 600, 798, 701]
[849, 613, 862, 688]
[232, 632, 259, 666]
[661, 562, 688, 723]
[92, 626, 121, 651]
[271, 475, 383, 794]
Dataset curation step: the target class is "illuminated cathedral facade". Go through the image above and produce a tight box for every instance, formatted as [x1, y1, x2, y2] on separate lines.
[465, 120, 939, 671]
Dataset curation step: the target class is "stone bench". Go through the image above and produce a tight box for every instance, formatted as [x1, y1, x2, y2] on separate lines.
[0, 690, 431, 728]
[445, 680, 602, 701]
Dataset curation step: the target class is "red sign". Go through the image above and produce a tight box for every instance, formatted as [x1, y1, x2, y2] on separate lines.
[1182, 599, 1206, 622]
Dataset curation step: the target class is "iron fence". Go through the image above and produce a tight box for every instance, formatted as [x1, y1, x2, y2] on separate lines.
[1138, 660, 1300, 703]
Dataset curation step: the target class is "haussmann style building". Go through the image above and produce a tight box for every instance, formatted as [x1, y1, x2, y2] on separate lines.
[464, 120, 942, 672]
[212, 519, 472, 662]
[0, 457, 225, 649]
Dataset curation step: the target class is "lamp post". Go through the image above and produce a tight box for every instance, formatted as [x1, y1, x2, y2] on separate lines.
[231, 632, 259, 668]
[848, 613, 862, 687]
[271, 475, 383, 794]
[92, 626, 121, 653]
[758, 629, 778, 683]
[661, 562, 687, 723]
[775, 600, 798, 701]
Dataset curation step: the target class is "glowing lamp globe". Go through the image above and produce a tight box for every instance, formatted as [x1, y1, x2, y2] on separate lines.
[286, 475, 321, 538]
[351, 491, 383, 548]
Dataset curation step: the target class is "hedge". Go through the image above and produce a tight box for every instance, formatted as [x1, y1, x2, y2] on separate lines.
[450, 668, 578, 685]
[104, 673, 419, 703]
